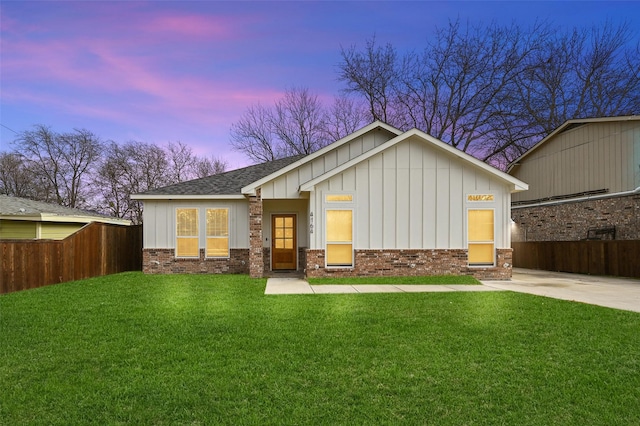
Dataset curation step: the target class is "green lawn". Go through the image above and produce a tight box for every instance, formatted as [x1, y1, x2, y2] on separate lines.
[307, 274, 480, 285]
[1, 273, 639, 425]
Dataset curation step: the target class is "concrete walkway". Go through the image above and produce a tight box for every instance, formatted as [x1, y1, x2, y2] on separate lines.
[265, 268, 640, 313]
[264, 278, 503, 295]
[483, 268, 640, 313]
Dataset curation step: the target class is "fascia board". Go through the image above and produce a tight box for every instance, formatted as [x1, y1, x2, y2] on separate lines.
[131, 194, 246, 200]
[241, 121, 402, 195]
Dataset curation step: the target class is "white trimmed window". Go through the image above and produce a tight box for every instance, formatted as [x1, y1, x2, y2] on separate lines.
[468, 209, 495, 265]
[176, 208, 199, 257]
[326, 209, 353, 267]
[206, 208, 229, 257]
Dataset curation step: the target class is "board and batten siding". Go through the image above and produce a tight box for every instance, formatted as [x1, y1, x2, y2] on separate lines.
[141, 199, 250, 249]
[260, 129, 396, 199]
[309, 137, 511, 250]
[512, 121, 640, 203]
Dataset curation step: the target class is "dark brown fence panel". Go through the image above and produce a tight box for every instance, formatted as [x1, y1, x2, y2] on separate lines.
[1, 223, 142, 294]
[512, 241, 640, 278]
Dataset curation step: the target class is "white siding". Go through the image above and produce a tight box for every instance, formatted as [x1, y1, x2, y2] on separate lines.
[261, 129, 396, 199]
[142, 199, 249, 249]
[311, 138, 512, 250]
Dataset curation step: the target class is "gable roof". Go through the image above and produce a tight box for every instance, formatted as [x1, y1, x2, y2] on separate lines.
[0, 194, 131, 225]
[300, 128, 528, 193]
[132, 155, 305, 200]
[241, 121, 402, 195]
[507, 115, 640, 174]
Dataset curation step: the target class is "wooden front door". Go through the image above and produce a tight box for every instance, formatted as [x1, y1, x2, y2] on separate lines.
[272, 214, 297, 270]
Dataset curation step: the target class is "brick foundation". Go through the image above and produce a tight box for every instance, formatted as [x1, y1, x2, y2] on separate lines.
[305, 248, 512, 280]
[142, 249, 249, 274]
[512, 193, 640, 242]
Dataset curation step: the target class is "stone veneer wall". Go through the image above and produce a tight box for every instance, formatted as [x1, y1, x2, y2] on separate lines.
[142, 249, 249, 274]
[305, 248, 512, 280]
[511, 193, 640, 242]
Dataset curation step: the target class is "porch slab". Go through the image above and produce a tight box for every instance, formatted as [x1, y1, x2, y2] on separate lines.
[264, 278, 313, 294]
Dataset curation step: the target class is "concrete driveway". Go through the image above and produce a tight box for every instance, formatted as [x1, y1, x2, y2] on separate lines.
[482, 268, 640, 313]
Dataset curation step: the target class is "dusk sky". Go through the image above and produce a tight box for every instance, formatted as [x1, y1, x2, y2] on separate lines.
[1, 1, 638, 169]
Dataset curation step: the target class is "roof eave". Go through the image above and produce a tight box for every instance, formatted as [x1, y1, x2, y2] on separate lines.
[131, 194, 246, 200]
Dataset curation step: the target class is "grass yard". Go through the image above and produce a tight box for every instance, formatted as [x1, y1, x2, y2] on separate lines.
[1, 273, 640, 425]
[307, 274, 480, 285]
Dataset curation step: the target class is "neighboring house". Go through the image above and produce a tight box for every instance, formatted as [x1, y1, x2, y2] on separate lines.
[508, 116, 640, 242]
[132, 121, 528, 280]
[0, 195, 131, 240]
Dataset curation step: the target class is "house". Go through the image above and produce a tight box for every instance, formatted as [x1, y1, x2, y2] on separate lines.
[132, 121, 528, 280]
[508, 116, 640, 242]
[0, 194, 131, 240]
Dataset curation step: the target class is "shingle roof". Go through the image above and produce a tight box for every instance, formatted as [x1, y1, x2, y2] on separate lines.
[0, 194, 114, 219]
[137, 155, 306, 196]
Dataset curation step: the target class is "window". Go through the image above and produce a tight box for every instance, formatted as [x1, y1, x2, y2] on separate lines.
[326, 194, 353, 202]
[206, 208, 229, 257]
[326, 209, 353, 267]
[468, 209, 494, 265]
[176, 208, 199, 257]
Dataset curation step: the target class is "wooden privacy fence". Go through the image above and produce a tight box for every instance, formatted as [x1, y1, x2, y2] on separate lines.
[1, 222, 142, 294]
[512, 241, 640, 278]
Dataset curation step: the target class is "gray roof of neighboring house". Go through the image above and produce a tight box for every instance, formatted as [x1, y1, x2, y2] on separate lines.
[138, 155, 305, 196]
[0, 194, 114, 219]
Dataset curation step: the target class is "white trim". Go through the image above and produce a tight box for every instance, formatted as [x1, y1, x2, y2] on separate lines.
[131, 194, 245, 200]
[241, 121, 402, 195]
[300, 129, 528, 193]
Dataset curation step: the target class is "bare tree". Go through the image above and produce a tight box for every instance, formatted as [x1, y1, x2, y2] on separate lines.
[271, 87, 328, 157]
[230, 103, 277, 163]
[338, 21, 640, 169]
[193, 155, 228, 178]
[95, 141, 170, 224]
[322, 95, 368, 142]
[231, 87, 334, 163]
[338, 37, 398, 124]
[13, 125, 103, 208]
[0, 152, 45, 198]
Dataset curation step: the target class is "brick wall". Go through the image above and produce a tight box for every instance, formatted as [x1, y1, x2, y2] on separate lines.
[142, 248, 249, 274]
[249, 189, 264, 278]
[305, 248, 512, 280]
[512, 193, 640, 242]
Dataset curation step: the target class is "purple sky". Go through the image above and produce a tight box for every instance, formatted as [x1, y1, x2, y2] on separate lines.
[1, 1, 637, 169]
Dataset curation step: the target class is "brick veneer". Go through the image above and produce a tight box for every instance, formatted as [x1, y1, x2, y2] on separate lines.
[249, 189, 264, 278]
[305, 248, 512, 280]
[512, 193, 640, 242]
[142, 248, 249, 274]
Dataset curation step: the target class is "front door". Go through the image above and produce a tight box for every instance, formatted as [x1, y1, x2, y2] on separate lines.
[272, 214, 297, 270]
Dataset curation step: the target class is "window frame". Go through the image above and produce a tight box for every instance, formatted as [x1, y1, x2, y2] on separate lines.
[325, 208, 354, 268]
[205, 207, 230, 259]
[175, 207, 200, 258]
[467, 208, 496, 267]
